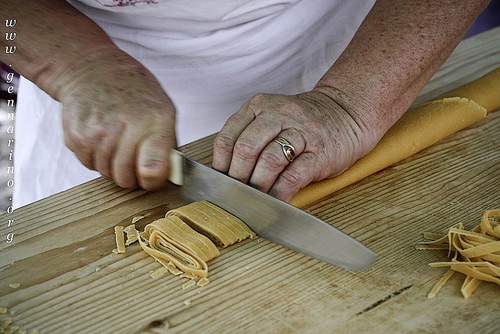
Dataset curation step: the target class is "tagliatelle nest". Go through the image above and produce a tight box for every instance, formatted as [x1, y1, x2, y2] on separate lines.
[112, 201, 256, 287]
[416, 210, 500, 299]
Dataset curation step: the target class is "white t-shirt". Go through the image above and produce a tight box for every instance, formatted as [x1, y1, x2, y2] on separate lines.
[13, 0, 375, 208]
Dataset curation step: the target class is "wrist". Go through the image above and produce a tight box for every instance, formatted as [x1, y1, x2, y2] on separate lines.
[47, 46, 140, 101]
[311, 86, 382, 156]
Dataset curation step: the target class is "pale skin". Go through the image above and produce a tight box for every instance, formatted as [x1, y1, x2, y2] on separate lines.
[1, 0, 491, 201]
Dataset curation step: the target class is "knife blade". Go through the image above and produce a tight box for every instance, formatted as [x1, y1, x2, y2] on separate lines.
[169, 149, 376, 271]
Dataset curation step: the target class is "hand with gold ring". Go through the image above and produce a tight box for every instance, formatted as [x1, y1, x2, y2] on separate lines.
[212, 89, 382, 202]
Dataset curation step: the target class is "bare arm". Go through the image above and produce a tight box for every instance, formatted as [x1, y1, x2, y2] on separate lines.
[213, 0, 491, 201]
[1, 0, 122, 99]
[316, 0, 491, 154]
[1, 0, 177, 191]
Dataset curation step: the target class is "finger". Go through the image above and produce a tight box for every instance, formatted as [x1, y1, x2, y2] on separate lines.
[212, 100, 253, 173]
[248, 129, 306, 193]
[63, 105, 111, 171]
[64, 124, 97, 171]
[268, 152, 322, 202]
[94, 119, 125, 179]
[136, 131, 175, 191]
[111, 126, 140, 188]
[74, 144, 95, 171]
[60, 104, 96, 169]
[227, 115, 282, 184]
[63, 126, 77, 156]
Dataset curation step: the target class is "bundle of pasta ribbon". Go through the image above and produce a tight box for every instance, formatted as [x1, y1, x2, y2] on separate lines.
[138, 201, 255, 278]
[417, 210, 500, 298]
[138, 216, 220, 277]
[166, 200, 256, 247]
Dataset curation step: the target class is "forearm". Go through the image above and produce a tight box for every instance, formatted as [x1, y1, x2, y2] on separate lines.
[1, 0, 124, 100]
[316, 0, 490, 147]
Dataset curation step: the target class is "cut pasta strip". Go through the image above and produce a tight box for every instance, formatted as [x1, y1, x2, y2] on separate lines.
[138, 231, 150, 244]
[418, 210, 500, 298]
[138, 216, 219, 277]
[124, 224, 139, 246]
[461, 276, 482, 299]
[423, 232, 446, 240]
[427, 269, 454, 299]
[166, 262, 183, 276]
[481, 210, 500, 239]
[415, 244, 449, 250]
[197, 277, 210, 287]
[182, 280, 196, 290]
[150, 267, 169, 279]
[114, 226, 126, 254]
[0, 318, 12, 331]
[180, 273, 197, 280]
[166, 200, 255, 247]
[459, 240, 500, 258]
[132, 215, 145, 224]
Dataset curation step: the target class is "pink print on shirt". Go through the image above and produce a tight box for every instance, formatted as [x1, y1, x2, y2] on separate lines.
[94, 0, 157, 7]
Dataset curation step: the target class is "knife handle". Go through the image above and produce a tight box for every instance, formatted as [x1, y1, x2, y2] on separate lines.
[169, 149, 184, 186]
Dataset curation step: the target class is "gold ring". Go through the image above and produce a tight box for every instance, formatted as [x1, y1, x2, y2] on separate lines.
[273, 137, 296, 163]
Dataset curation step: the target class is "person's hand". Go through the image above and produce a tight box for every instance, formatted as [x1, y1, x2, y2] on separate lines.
[55, 50, 176, 190]
[212, 89, 379, 202]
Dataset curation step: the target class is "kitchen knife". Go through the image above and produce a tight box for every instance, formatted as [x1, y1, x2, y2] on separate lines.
[170, 149, 376, 271]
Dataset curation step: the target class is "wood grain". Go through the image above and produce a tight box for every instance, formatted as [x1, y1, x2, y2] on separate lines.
[1, 27, 499, 334]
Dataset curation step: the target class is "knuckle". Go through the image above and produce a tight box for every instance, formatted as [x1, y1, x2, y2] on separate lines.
[279, 97, 300, 112]
[233, 139, 259, 161]
[119, 160, 136, 173]
[89, 126, 107, 141]
[74, 152, 93, 170]
[214, 133, 235, 154]
[260, 151, 284, 171]
[96, 159, 111, 178]
[99, 169, 111, 179]
[83, 162, 94, 170]
[149, 133, 171, 148]
[280, 169, 303, 189]
[69, 132, 93, 152]
[77, 139, 93, 152]
[281, 100, 296, 110]
[248, 93, 268, 107]
[113, 163, 136, 188]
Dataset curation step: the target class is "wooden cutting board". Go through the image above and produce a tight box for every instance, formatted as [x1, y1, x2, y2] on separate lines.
[0, 27, 499, 334]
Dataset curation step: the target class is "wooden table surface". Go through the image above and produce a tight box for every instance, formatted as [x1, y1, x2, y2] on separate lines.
[1, 27, 499, 334]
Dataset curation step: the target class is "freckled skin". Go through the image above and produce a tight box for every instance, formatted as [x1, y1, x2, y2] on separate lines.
[214, 0, 491, 201]
[59, 52, 176, 189]
[0, 0, 491, 200]
[317, 0, 492, 137]
[1, 0, 176, 191]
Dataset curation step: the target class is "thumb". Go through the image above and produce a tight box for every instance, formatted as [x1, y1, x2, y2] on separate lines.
[136, 132, 176, 190]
